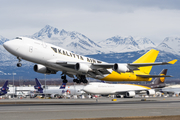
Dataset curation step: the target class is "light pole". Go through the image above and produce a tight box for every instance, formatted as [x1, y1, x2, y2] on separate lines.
[45, 74, 46, 99]
[12, 72, 16, 99]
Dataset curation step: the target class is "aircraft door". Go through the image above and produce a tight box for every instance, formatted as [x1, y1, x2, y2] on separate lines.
[42, 41, 47, 48]
[29, 46, 33, 53]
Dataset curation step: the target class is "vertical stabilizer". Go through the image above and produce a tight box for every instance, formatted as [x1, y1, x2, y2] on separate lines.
[34, 78, 43, 93]
[60, 83, 66, 89]
[2, 81, 8, 91]
[153, 69, 167, 84]
[0, 81, 9, 96]
[133, 49, 159, 74]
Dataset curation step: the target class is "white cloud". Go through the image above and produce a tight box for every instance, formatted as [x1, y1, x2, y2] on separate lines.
[0, 0, 180, 44]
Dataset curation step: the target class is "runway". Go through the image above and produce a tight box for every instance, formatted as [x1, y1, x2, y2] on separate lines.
[0, 97, 180, 120]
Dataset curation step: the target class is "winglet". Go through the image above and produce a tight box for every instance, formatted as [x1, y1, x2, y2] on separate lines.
[168, 59, 177, 64]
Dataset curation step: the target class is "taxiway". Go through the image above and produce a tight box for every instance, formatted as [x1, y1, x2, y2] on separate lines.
[0, 97, 180, 120]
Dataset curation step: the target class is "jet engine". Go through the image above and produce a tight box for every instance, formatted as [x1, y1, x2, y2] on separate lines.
[30, 93, 37, 98]
[113, 63, 130, 73]
[75, 63, 91, 73]
[147, 89, 155, 96]
[126, 91, 136, 97]
[50, 94, 56, 98]
[34, 64, 56, 74]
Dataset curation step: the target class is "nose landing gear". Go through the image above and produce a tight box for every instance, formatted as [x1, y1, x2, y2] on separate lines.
[17, 63, 22, 67]
[17, 57, 22, 67]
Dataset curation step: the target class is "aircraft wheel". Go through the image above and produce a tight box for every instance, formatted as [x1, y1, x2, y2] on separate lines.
[79, 79, 83, 83]
[63, 79, 68, 83]
[76, 80, 80, 84]
[73, 79, 78, 82]
[83, 80, 88, 84]
[61, 75, 66, 80]
[17, 63, 22, 67]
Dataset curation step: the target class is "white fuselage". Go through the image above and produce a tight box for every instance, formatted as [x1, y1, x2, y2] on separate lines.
[83, 82, 150, 95]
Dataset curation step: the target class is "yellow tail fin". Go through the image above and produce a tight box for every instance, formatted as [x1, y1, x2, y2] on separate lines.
[133, 49, 159, 74]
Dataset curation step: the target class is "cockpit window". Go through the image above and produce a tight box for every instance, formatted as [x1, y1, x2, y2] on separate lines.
[51, 47, 57, 53]
[15, 37, 22, 40]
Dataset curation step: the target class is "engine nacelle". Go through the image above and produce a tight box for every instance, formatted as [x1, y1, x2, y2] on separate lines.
[126, 91, 136, 97]
[75, 63, 91, 73]
[50, 94, 56, 98]
[34, 64, 56, 74]
[147, 89, 155, 96]
[30, 93, 37, 98]
[113, 63, 129, 73]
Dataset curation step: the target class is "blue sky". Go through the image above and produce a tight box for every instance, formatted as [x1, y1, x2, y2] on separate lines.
[0, 0, 180, 44]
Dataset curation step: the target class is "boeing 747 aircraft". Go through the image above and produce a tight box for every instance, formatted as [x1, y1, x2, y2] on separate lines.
[83, 69, 169, 97]
[0, 81, 9, 96]
[3, 37, 177, 83]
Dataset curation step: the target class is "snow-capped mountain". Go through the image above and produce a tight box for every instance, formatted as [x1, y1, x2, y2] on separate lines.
[134, 37, 156, 50]
[98, 36, 156, 53]
[30, 25, 101, 55]
[0, 36, 9, 45]
[0, 36, 12, 62]
[27, 25, 157, 55]
[157, 37, 180, 55]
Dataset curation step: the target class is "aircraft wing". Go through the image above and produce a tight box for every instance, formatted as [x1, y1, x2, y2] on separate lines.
[128, 59, 177, 67]
[55, 61, 112, 76]
[55, 59, 177, 70]
[92, 63, 114, 69]
[92, 59, 177, 70]
[56, 61, 113, 69]
[54, 59, 177, 77]
[114, 90, 148, 95]
[56, 61, 77, 69]
[136, 75, 172, 78]
[114, 91, 127, 95]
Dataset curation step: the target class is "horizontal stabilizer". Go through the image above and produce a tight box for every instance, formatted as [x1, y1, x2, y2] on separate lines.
[129, 59, 177, 67]
[168, 59, 177, 64]
[137, 75, 172, 78]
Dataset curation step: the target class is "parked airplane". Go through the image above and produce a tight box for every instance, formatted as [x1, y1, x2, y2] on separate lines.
[30, 78, 83, 98]
[83, 69, 169, 97]
[160, 87, 180, 96]
[3, 37, 177, 83]
[0, 81, 9, 96]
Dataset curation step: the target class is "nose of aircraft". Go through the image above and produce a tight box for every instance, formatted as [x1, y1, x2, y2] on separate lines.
[3, 40, 18, 54]
[3, 41, 13, 52]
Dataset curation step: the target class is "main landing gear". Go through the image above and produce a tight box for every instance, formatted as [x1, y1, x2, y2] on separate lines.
[61, 75, 68, 83]
[17, 57, 22, 67]
[73, 75, 88, 84]
[61, 74, 88, 84]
